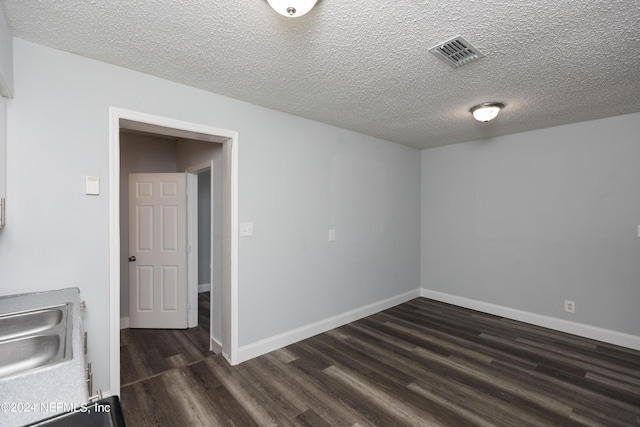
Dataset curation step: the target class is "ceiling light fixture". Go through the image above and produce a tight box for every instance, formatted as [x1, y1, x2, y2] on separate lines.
[470, 102, 505, 122]
[267, 0, 317, 17]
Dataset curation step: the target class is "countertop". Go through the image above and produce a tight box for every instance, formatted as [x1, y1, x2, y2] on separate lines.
[0, 288, 88, 427]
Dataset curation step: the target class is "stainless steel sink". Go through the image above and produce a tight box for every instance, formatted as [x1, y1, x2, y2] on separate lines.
[0, 304, 73, 379]
[0, 306, 65, 341]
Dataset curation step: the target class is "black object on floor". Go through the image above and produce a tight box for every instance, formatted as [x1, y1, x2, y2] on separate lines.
[26, 396, 126, 427]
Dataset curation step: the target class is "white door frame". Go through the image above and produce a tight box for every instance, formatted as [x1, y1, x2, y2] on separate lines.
[185, 160, 218, 349]
[186, 171, 199, 329]
[109, 107, 239, 396]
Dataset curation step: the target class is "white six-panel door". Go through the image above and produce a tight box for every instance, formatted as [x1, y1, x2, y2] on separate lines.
[129, 173, 188, 329]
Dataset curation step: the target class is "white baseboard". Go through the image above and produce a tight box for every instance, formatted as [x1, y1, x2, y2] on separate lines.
[420, 288, 640, 351]
[120, 316, 129, 330]
[198, 283, 211, 293]
[236, 289, 421, 364]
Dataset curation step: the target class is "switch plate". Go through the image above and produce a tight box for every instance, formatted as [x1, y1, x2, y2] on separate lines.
[85, 176, 99, 195]
[240, 222, 253, 237]
[329, 229, 336, 242]
[564, 300, 575, 314]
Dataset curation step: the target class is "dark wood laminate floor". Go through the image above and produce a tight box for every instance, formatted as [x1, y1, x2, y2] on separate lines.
[198, 291, 211, 335]
[120, 298, 640, 426]
[120, 292, 213, 386]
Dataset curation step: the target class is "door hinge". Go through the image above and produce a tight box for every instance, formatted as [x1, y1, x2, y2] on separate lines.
[186, 245, 192, 255]
[187, 302, 192, 312]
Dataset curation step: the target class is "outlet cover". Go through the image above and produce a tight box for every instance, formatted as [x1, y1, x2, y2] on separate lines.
[239, 222, 253, 237]
[564, 300, 575, 313]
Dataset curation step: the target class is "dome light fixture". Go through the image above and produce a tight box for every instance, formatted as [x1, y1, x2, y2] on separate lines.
[470, 102, 505, 122]
[267, 0, 318, 17]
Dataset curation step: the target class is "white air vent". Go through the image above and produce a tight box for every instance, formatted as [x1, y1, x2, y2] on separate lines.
[429, 36, 485, 68]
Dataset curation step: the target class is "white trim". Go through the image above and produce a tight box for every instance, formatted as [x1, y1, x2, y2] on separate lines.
[236, 289, 420, 364]
[108, 108, 121, 397]
[420, 288, 640, 351]
[223, 136, 240, 365]
[231, 137, 239, 364]
[209, 159, 216, 352]
[120, 316, 129, 330]
[187, 172, 199, 329]
[108, 107, 239, 396]
[198, 283, 211, 293]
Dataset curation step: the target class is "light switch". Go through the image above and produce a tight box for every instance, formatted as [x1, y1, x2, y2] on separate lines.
[329, 229, 336, 242]
[85, 176, 99, 195]
[240, 222, 254, 237]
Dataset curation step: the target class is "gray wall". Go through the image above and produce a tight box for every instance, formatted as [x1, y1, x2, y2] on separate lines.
[421, 112, 640, 336]
[238, 131, 421, 345]
[0, 38, 421, 392]
[196, 169, 211, 285]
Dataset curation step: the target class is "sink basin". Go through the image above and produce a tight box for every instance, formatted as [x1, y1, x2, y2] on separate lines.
[0, 304, 73, 379]
[0, 288, 86, 426]
[0, 335, 66, 379]
[0, 306, 65, 341]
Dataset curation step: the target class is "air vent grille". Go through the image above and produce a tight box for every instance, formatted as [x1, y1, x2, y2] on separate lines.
[429, 36, 485, 68]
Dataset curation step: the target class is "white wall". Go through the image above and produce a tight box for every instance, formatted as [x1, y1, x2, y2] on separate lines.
[0, 39, 421, 393]
[421, 113, 640, 338]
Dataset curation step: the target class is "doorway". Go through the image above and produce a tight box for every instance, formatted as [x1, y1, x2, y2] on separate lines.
[109, 108, 239, 396]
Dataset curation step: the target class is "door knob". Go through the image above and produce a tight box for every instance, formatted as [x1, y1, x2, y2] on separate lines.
[129, 256, 136, 262]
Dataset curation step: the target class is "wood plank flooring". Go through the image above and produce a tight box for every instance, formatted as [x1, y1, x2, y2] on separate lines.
[120, 292, 212, 386]
[120, 298, 640, 426]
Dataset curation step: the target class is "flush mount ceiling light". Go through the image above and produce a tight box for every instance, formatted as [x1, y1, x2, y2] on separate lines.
[470, 102, 505, 122]
[267, 0, 317, 17]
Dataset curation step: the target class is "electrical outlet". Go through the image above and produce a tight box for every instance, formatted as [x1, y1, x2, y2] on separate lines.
[564, 300, 575, 314]
[239, 222, 253, 237]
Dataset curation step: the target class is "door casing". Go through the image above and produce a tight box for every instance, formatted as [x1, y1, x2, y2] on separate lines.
[108, 108, 239, 396]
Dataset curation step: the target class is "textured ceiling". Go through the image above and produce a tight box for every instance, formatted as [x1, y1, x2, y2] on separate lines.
[2, 0, 640, 149]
